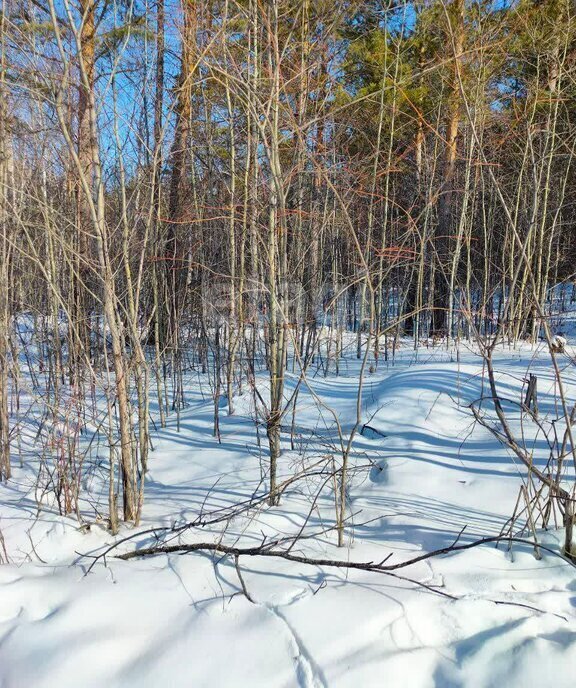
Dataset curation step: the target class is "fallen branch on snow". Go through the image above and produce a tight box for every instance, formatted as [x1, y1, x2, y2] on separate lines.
[113, 532, 575, 614]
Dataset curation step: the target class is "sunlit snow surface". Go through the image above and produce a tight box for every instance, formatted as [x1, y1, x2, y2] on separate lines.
[1, 338, 576, 688]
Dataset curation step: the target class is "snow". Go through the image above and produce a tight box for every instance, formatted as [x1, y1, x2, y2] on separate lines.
[1, 342, 576, 687]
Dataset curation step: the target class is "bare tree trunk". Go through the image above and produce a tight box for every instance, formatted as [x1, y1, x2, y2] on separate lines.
[0, 7, 10, 481]
[432, 0, 464, 335]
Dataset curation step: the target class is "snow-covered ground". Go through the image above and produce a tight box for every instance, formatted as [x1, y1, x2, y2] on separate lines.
[1, 342, 576, 687]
